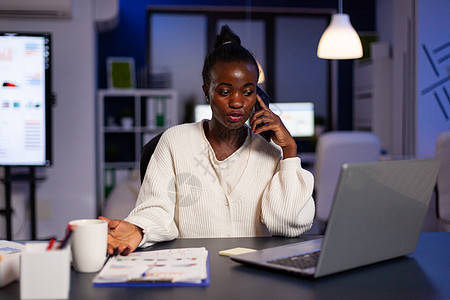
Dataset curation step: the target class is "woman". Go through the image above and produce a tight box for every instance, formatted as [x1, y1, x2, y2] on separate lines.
[100, 25, 315, 255]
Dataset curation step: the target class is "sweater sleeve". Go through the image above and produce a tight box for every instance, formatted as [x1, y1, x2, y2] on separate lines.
[261, 157, 315, 237]
[124, 132, 179, 248]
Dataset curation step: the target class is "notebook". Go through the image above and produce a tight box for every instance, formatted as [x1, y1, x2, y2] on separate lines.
[230, 158, 441, 278]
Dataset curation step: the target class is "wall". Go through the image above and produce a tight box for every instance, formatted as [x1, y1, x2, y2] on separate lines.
[0, 0, 96, 239]
[376, 0, 450, 157]
[376, 0, 416, 156]
[150, 13, 207, 123]
[416, 0, 450, 157]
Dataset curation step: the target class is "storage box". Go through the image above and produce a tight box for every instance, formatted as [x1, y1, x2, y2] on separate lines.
[20, 243, 70, 299]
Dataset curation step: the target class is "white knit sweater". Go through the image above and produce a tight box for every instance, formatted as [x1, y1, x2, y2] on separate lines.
[125, 121, 315, 247]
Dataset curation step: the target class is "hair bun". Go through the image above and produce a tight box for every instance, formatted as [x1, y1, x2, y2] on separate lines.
[213, 25, 241, 49]
[202, 24, 259, 85]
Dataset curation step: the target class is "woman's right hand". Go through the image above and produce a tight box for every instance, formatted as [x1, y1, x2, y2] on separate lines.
[98, 216, 143, 256]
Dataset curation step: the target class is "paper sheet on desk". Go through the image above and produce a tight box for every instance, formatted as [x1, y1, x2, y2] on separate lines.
[93, 247, 209, 286]
[0, 240, 24, 255]
[0, 240, 25, 287]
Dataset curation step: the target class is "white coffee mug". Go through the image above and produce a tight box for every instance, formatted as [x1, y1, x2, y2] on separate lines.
[69, 219, 108, 273]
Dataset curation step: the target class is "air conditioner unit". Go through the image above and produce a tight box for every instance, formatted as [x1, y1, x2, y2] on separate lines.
[0, 0, 71, 19]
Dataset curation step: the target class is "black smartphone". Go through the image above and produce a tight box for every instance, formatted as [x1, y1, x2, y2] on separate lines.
[254, 86, 272, 141]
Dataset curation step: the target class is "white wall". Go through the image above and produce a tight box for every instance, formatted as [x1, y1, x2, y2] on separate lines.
[0, 0, 96, 239]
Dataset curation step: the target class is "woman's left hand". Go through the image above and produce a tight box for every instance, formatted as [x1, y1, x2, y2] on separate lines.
[250, 95, 297, 158]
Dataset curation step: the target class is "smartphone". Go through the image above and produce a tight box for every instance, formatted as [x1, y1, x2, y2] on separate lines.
[254, 86, 272, 141]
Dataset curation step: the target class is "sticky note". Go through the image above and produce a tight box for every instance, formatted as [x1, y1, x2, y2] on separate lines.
[219, 247, 257, 256]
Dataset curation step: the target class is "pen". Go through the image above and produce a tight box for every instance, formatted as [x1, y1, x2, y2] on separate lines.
[141, 264, 156, 277]
[46, 238, 56, 250]
[58, 224, 76, 249]
[103, 253, 114, 267]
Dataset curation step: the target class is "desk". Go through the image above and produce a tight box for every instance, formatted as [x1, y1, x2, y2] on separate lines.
[1, 232, 449, 300]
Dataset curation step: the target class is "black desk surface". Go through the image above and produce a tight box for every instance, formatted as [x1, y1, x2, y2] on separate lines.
[1, 232, 449, 300]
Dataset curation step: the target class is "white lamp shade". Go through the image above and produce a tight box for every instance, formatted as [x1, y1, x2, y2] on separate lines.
[317, 14, 363, 59]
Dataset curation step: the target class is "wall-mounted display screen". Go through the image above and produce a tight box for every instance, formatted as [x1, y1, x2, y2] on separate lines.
[0, 32, 52, 166]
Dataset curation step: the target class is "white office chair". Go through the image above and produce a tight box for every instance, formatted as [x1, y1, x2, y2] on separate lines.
[314, 131, 381, 224]
[103, 169, 140, 220]
[436, 130, 450, 229]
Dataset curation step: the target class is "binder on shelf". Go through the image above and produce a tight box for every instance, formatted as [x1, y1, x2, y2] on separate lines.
[104, 168, 116, 199]
[146, 96, 170, 129]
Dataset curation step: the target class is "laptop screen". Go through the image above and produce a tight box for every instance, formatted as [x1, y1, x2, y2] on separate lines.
[194, 102, 315, 138]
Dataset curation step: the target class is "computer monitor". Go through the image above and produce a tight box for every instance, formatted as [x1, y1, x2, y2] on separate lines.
[270, 102, 315, 138]
[0, 32, 52, 166]
[194, 102, 315, 138]
[194, 104, 211, 123]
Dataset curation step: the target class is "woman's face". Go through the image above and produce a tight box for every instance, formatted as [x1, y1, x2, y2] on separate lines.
[203, 61, 258, 130]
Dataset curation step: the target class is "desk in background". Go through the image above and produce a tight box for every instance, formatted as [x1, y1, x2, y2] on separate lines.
[1, 232, 449, 300]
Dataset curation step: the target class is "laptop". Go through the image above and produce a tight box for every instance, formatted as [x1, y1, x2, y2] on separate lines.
[230, 158, 441, 278]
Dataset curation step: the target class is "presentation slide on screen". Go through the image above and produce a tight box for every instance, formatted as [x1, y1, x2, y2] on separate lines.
[0, 35, 47, 165]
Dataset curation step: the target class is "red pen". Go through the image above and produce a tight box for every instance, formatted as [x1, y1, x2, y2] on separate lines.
[46, 238, 56, 250]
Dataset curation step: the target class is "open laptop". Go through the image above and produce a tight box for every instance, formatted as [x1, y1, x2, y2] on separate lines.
[230, 158, 441, 278]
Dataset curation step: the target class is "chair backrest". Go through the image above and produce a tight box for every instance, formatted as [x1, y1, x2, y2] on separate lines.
[140, 132, 164, 183]
[103, 169, 141, 220]
[436, 130, 450, 222]
[314, 131, 381, 222]
[102, 133, 164, 219]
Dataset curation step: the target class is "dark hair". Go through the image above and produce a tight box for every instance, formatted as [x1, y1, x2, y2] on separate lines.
[202, 25, 259, 85]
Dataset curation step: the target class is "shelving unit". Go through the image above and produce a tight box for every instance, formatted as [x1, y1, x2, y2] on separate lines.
[353, 43, 392, 154]
[96, 89, 178, 214]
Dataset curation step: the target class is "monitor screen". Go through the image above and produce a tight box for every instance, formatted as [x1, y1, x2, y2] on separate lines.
[270, 102, 315, 138]
[194, 102, 315, 138]
[194, 104, 211, 123]
[0, 32, 52, 166]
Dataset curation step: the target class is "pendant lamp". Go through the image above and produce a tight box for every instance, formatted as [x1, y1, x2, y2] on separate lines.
[256, 59, 265, 84]
[317, 0, 363, 59]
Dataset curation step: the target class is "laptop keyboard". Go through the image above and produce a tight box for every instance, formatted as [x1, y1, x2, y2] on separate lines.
[267, 250, 321, 269]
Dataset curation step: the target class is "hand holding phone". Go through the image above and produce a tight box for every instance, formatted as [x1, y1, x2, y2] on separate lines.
[252, 87, 298, 157]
